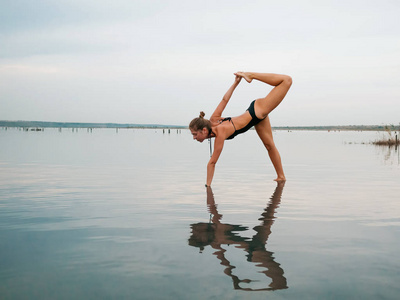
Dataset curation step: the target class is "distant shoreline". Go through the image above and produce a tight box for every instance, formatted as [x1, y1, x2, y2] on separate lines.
[0, 120, 187, 130]
[0, 120, 395, 131]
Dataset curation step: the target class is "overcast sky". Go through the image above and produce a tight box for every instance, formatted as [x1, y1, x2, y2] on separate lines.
[1, 0, 399, 126]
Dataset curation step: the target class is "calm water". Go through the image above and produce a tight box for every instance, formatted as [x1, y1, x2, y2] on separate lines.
[1, 128, 399, 299]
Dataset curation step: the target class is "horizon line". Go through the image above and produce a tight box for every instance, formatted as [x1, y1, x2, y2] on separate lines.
[1, 120, 398, 130]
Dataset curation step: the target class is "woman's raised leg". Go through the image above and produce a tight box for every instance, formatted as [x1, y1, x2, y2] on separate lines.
[254, 116, 286, 182]
[235, 72, 292, 119]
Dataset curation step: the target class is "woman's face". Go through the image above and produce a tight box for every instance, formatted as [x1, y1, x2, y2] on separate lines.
[190, 128, 209, 143]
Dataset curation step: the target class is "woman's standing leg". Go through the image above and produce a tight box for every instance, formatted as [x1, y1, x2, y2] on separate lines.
[254, 116, 286, 181]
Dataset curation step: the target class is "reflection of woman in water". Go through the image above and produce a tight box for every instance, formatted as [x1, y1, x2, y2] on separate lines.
[188, 183, 287, 291]
[189, 72, 292, 186]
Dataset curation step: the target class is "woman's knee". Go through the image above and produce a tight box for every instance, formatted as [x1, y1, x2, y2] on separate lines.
[263, 141, 275, 151]
[284, 75, 292, 87]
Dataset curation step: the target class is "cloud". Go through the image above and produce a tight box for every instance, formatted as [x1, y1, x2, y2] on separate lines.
[1, 0, 400, 125]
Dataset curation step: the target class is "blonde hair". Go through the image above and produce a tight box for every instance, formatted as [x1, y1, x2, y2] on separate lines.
[189, 111, 212, 133]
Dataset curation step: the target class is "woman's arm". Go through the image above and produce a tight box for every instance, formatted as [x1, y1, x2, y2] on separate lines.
[206, 136, 224, 186]
[210, 75, 241, 122]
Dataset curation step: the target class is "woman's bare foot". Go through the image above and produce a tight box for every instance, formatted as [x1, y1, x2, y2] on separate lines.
[234, 71, 252, 83]
[274, 177, 286, 182]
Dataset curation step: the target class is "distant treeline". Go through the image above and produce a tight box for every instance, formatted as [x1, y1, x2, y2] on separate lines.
[0, 121, 186, 129]
[272, 125, 394, 131]
[0, 120, 395, 131]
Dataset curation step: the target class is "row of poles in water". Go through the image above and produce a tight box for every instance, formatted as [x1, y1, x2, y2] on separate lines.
[1, 127, 184, 134]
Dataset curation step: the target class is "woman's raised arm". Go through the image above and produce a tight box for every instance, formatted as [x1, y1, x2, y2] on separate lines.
[210, 75, 241, 122]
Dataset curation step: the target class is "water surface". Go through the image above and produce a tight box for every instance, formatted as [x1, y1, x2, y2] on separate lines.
[1, 128, 399, 299]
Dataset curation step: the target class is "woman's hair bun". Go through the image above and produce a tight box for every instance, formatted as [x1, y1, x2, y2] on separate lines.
[199, 111, 205, 118]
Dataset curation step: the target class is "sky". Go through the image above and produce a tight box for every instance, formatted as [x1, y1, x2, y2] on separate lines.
[1, 0, 399, 126]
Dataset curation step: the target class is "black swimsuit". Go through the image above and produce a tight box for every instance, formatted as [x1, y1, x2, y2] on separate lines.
[221, 100, 265, 140]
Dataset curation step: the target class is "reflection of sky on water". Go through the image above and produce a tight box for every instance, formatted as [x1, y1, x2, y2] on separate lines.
[1, 128, 400, 299]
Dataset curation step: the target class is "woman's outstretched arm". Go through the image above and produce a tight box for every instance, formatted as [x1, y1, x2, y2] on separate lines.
[206, 136, 224, 186]
[210, 75, 241, 122]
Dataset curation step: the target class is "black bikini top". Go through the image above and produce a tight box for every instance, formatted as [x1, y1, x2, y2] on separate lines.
[219, 117, 237, 140]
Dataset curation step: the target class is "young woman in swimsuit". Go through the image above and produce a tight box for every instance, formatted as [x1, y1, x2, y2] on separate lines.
[189, 72, 292, 187]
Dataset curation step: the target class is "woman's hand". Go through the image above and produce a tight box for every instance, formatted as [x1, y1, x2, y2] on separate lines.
[234, 74, 242, 84]
[234, 71, 252, 83]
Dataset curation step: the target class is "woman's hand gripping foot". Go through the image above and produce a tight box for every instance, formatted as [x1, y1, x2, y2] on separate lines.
[234, 71, 252, 83]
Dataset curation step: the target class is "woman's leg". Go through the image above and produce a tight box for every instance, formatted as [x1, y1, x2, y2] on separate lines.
[254, 116, 286, 182]
[236, 72, 292, 119]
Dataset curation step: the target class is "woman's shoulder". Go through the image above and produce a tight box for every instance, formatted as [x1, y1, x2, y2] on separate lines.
[212, 121, 231, 139]
[210, 115, 224, 126]
[209, 114, 221, 123]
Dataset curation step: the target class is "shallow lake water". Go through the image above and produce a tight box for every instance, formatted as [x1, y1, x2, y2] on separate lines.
[1, 127, 399, 299]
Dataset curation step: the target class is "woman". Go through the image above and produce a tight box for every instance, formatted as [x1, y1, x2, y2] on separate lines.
[189, 72, 292, 186]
